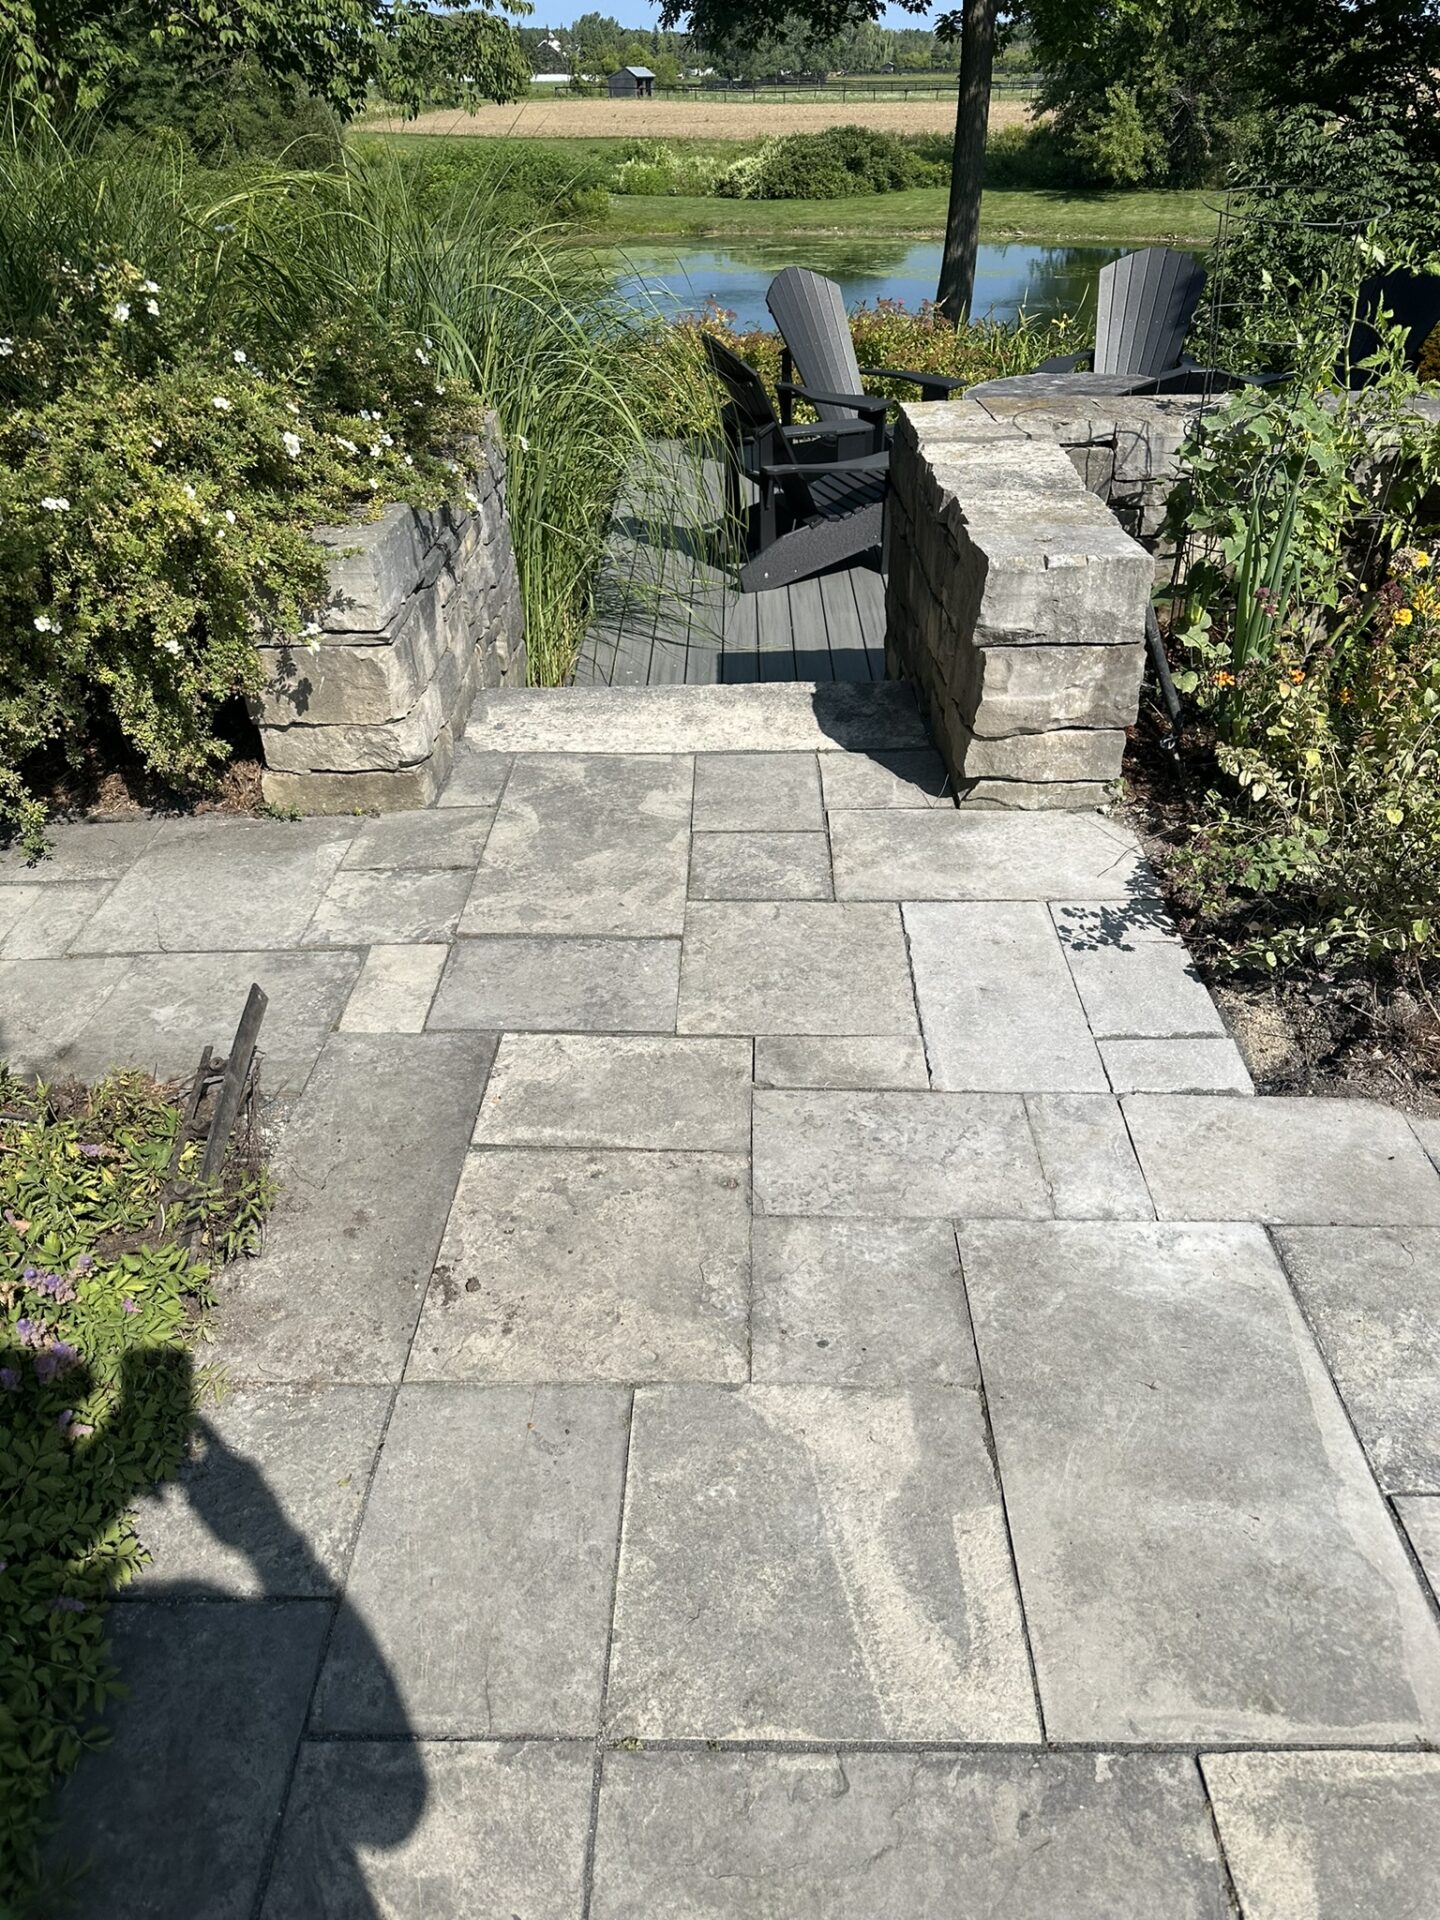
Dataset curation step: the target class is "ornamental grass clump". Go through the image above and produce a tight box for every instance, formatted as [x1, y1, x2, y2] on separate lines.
[0, 1068, 272, 1909]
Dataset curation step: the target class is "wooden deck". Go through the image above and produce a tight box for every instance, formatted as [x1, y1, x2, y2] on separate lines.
[572, 446, 887, 687]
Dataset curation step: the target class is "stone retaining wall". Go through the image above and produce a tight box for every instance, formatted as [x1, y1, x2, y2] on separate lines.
[884, 401, 1153, 810]
[252, 420, 523, 812]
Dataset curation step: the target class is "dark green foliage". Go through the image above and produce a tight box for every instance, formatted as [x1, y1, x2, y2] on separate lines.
[0, 1068, 272, 1908]
[104, 45, 343, 168]
[357, 137, 610, 227]
[716, 124, 946, 200]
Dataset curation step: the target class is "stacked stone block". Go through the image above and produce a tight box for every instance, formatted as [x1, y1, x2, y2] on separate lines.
[884, 400, 1152, 810]
[252, 423, 523, 813]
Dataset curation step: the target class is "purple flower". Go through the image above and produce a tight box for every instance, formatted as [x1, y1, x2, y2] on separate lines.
[72, 1253, 94, 1273]
[0, 1367, 19, 1392]
[77, 1143, 104, 1159]
[15, 1317, 43, 1347]
[28, 1270, 76, 1303]
[33, 1340, 79, 1385]
[121, 1298, 138, 1315]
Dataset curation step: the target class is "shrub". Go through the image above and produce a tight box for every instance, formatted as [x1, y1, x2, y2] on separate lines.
[608, 139, 725, 197]
[1160, 331, 1440, 970]
[0, 1068, 272, 1908]
[715, 125, 944, 200]
[353, 136, 610, 226]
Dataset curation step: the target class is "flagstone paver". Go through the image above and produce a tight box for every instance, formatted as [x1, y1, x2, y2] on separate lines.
[677, 901, 918, 1036]
[962, 1220, 1440, 1743]
[905, 900, 1107, 1091]
[753, 1088, 1050, 1218]
[474, 1033, 751, 1149]
[688, 830, 833, 900]
[605, 1384, 1038, 1741]
[124, 1386, 389, 1599]
[691, 750, 822, 829]
[49, 1601, 330, 1920]
[224, 1031, 494, 1382]
[1276, 1228, 1440, 1492]
[751, 1217, 976, 1387]
[752, 1032, 930, 1089]
[313, 1385, 628, 1736]
[408, 1147, 750, 1383]
[1201, 1752, 1440, 1920]
[262, 1741, 593, 1920]
[337, 942, 448, 1031]
[17, 689, 1440, 1913]
[428, 933, 681, 1031]
[1125, 1093, 1440, 1224]
[590, 1750, 1233, 1920]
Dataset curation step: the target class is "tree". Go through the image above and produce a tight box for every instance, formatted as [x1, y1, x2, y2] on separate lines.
[0, 0, 531, 123]
[662, 0, 1006, 323]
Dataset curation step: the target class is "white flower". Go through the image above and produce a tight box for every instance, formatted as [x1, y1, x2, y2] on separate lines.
[302, 620, 321, 636]
[112, 301, 130, 323]
[231, 348, 247, 364]
[414, 347, 430, 366]
[150, 437, 163, 451]
[434, 385, 446, 397]
[40, 496, 69, 512]
[368, 476, 380, 490]
[140, 279, 159, 294]
[465, 491, 480, 510]
[359, 409, 373, 422]
[0, 338, 13, 357]
[161, 638, 182, 655]
[403, 454, 414, 468]
[224, 509, 236, 524]
[445, 459, 459, 474]
[145, 299, 160, 317]
[211, 396, 233, 413]
[517, 434, 530, 452]
[334, 435, 358, 455]
[379, 432, 393, 447]
[33, 614, 57, 633]
[183, 483, 197, 499]
[285, 401, 300, 416]
[282, 431, 301, 460]
[368, 444, 381, 459]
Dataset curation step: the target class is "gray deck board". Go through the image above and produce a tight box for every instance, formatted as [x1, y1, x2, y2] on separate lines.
[576, 440, 886, 688]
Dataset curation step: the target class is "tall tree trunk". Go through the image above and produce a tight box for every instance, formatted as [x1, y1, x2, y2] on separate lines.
[936, 0, 997, 324]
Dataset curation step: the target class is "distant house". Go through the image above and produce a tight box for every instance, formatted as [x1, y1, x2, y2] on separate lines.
[531, 72, 571, 86]
[607, 66, 656, 98]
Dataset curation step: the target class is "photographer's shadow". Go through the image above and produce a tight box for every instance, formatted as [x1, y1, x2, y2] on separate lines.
[37, 1348, 425, 1919]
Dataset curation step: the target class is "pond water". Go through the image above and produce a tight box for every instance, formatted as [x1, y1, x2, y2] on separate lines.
[607, 237, 1138, 332]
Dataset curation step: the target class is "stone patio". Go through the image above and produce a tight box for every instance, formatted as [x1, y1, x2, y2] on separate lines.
[8, 681, 1440, 1917]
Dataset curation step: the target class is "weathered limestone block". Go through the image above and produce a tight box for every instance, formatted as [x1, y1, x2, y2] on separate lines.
[255, 411, 523, 812]
[885, 403, 1151, 811]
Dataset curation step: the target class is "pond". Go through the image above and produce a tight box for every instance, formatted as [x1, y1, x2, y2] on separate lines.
[607, 237, 1143, 332]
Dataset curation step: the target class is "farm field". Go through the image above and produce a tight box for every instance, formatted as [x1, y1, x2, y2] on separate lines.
[362, 95, 1035, 139]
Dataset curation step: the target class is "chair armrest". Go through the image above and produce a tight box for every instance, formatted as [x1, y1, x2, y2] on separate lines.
[859, 365, 967, 398]
[1037, 351, 1091, 373]
[776, 381, 895, 420]
[757, 452, 890, 479]
[779, 419, 877, 445]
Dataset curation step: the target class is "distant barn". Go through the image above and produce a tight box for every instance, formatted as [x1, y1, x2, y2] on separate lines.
[607, 65, 656, 98]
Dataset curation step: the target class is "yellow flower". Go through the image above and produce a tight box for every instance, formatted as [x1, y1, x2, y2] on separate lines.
[1414, 552, 1432, 569]
[1213, 669, 1236, 687]
[1288, 667, 1305, 685]
[1394, 607, 1414, 626]
[1339, 687, 1353, 704]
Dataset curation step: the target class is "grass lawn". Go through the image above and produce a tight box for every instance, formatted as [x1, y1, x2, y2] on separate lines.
[602, 186, 1220, 247]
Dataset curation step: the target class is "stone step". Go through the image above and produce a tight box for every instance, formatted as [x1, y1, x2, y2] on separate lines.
[462, 681, 931, 755]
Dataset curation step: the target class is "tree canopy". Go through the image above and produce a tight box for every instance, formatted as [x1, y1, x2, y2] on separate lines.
[0, 0, 532, 122]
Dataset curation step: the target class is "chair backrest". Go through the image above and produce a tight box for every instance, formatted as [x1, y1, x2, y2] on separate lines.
[700, 332, 817, 520]
[1351, 270, 1440, 382]
[766, 265, 866, 422]
[1093, 246, 1206, 376]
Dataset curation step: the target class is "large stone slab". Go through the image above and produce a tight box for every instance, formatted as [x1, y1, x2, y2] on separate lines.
[340, 807, 494, 871]
[605, 1385, 1038, 1740]
[302, 866, 471, 946]
[0, 880, 110, 957]
[437, 743, 512, 808]
[818, 746, 953, 810]
[1125, 1094, 1440, 1225]
[261, 1741, 593, 1920]
[460, 753, 692, 937]
[313, 1385, 627, 1735]
[691, 751, 822, 829]
[1276, 1228, 1440, 1492]
[1202, 1752, 1440, 1920]
[905, 901, 1107, 1091]
[753, 1089, 1050, 1218]
[223, 1032, 494, 1382]
[49, 1601, 329, 1920]
[338, 943, 447, 1033]
[466, 682, 930, 754]
[591, 1750, 1231, 1920]
[427, 936, 680, 1033]
[70, 815, 356, 952]
[5, 949, 360, 1096]
[126, 1385, 389, 1597]
[958, 642, 1147, 737]
[474, 1034, 750, 1150]
[408, 1148, 749, 1383]
[1053, 900, 1226, 1037]
[962, 1221, 1440, 1742]
[0, 816, 160, 884]
[830, 810, 1146, 900]
[1100, 1036, 1253, 1093]
[751, 1217, 975, 1386]
[1397, 1498, 1440, 1597]
[753, 1034, 930, 1090]
[676, 902, 918, 1036]
[689, 831, 832, 901]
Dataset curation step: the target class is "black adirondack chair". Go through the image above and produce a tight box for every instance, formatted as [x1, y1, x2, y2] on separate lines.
[766, 264, 970, 421]
[701, 334, 888, 593]
[1349, 269, 1440, 386]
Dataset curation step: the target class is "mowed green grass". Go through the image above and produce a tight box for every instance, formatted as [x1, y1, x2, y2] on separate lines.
[362, 131, 1220, 248]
